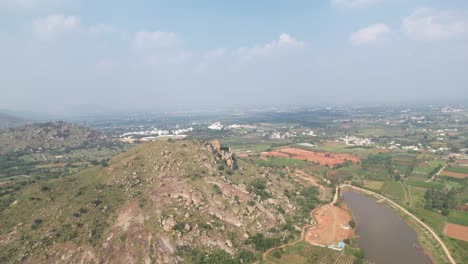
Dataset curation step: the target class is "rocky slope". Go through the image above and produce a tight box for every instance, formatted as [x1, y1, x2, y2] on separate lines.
[0, 140, 321, 263]
[0, 121, 105, 154]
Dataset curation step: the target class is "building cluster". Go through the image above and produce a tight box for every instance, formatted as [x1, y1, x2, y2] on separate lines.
[118, 127, 193, 142]
[268, 131, 296, 139]
[207, 122, 257, 130]
[342, 135, 372, 146]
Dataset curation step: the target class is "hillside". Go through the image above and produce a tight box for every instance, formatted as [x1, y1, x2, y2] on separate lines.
[0, 113, 30, 130]
[0, 140, 322, 263]
[0, 121, 105, 154]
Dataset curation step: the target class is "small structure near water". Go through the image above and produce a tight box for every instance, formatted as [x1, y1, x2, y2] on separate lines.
[328, 241, 345, 251]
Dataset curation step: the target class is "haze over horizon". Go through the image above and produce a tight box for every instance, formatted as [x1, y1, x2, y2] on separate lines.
[2, 0, 468, 112]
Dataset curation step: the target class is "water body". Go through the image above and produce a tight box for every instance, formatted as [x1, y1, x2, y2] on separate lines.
[343, 191, 432, 264]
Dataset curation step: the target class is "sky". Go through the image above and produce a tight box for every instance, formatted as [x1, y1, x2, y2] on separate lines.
[1, 0, 468, 113]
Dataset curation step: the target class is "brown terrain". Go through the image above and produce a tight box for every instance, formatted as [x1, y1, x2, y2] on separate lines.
[444, 223, 468, 242]
[304, 205, 352, 246]
[262, 147, 359, 167]
[455, 159, 468, 166]
[440, 171, 468, 179]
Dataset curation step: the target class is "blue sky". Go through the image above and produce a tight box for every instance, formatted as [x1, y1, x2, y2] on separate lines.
[1, 0, 468, 112]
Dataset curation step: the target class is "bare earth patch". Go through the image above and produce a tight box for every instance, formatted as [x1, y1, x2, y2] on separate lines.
[262, 148, 359, 167]
[304, 205, 352, 246]
[444, 223, 468, 242]
[441, 171, 468, 179]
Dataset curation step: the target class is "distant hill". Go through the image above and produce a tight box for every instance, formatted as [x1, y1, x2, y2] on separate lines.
[0, 121, 105, 154]
[0, 140, 320, 263]
[0, 112, 31, 130]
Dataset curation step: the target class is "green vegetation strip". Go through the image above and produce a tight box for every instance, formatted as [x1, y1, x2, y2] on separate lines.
[406, 180, 444, 189]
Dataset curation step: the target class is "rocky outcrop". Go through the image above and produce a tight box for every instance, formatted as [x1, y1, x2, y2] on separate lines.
[206, 140, 235, 169]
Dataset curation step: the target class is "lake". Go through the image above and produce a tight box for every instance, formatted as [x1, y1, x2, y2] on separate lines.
[343, 191, 432, 264]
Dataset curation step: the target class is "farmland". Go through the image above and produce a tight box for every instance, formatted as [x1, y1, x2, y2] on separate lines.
[262, 148, 359, 167]
[265, 241, 358, 264]
[444, 223, 468, 242]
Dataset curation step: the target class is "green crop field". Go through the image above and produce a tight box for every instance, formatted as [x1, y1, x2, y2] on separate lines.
[448, 210, 468, 226]
[256, 157, 309, 168]
[381, 181, 405, 200]
[411, 208, 446, 234]
[406, 180, 444, 190]
[444, 166, 468, 174]
[266, 241, 358, 264]
[394, 165, 412, 175]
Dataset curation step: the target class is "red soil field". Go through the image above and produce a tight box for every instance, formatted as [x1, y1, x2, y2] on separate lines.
[455, 159, 468, 165]
[262, 148, 359, 167]
[304, 205, 352, 245]
[441, 171, 468, 179]
[444, 223, 468, 242]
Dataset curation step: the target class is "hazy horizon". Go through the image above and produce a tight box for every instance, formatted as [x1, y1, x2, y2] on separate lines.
[2, 0, 468, 112]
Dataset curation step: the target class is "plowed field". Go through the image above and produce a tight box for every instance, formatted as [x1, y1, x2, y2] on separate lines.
[444, 223, 468, 241]
[262, 148, 359, 167]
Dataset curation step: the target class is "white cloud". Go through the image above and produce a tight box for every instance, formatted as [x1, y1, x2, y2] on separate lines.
[237, 33, 304, 59]
[0, 0, 66, 8]
[134, 31, 182, 48]
[331, 0, 383, 8]
[33, 14, 80, 37]
[403, 8, 468, 40]
[349, 23, 391, 46]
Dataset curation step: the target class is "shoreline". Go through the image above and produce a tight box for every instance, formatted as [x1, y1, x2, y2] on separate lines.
[341, 185, 456, 264]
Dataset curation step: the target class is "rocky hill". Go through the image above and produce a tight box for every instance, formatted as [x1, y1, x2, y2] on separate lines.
[0, 140, 321, 263]
[0, 121, 105, 154]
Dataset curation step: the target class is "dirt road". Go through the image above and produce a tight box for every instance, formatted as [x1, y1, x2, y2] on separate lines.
[426, 164, 447, 183]
[259, 223, 317, 262]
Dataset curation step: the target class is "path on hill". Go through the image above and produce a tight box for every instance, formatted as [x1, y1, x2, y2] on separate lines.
[293, 169, 329, 201]
[258, 186, 340, 263]
[258, 223, 317, 263]
[426, 164, 447, 183]
[342, 184, 456, 264]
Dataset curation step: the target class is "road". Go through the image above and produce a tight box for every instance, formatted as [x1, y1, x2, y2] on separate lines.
[426, 163, 447, 183]
[342, 184, 456, 264]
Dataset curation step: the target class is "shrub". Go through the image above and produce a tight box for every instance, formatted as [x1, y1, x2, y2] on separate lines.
[31, 218, 43, 229]
[272, 251, 282, 258]
[212, 184, 222, 195]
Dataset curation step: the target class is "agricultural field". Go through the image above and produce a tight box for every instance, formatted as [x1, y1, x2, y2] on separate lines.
[445, 165, 468, 174]
[363, 180, 384, 191]
[444, 223, 468, 242]
[406, 180, 444, 190]
[381, 181, 405, 201]
[266, 241, 359, 264]
[448, 210, 468, 226]
[256, 157, 309, 168]
[313, 143, 381, 158]
[441, 165, 468, 179]
[412, 160, 445, 176]
[262, 148, 359, 167]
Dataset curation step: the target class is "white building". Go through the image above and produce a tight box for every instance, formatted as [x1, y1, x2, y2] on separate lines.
[208, 122, 223, 130]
